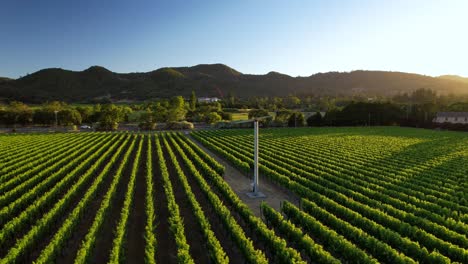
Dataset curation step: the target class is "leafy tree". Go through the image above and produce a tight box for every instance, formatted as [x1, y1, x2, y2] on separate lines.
[226, 92, 236, 107]
[93, 103, 102, 113]
[43, 101, 66, 112]
[161, 99, 170, 108]
[5, 101, 33, 127]
[214, 101, 222, 112]
[325, 102, 403, 126]
[76, 106, 93, 123]
[151, 102, 168, 122]
[272, 97, 284, 109]
[119, 106, 133, 122]
[288, 112, 305, 127]
[97, 104, 121, 130]
[189, 90, 197, 111]
[307, 112, 323, 126]
[220, 112, 233, 121]
[58, 108, 82, 125]
[33, 110, 54, 125]
[139, 109, 156, 130]
[167, 96, 187, 122]
[248, 109, 269, 119]
[286, 95, 301, 108]
[274, 109, 292, 126]
[206, 112, 222, 124]
[139, 109, 153, 123]
[33, 101, 67, 125]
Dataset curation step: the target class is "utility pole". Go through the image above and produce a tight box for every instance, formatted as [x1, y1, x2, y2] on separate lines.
[252, 120, 259, 194]
[13, 115, 18, 132]
[54, 110, 59, 128]
[232, 116, 268, 199]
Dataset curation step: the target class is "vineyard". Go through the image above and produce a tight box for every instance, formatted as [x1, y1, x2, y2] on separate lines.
[0, 127, 467, 263]
[192, 127, 468, 264]
[0, 132, 305, 264]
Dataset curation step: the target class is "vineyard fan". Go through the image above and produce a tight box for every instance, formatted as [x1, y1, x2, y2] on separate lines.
[232, 116, 270, 198]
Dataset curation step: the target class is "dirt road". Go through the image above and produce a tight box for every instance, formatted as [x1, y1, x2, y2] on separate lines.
[188, 135, 299, 217]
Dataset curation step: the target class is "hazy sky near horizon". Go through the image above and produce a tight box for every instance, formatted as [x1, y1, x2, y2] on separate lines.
[1, 0, 467, 78]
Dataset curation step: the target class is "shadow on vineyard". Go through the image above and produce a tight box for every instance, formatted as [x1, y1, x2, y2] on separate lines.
[191, 127, 468, 264]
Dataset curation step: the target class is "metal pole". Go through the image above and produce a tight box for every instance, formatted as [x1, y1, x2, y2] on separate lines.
[54, 110, 58, 127]
[253, 120, 259, 194]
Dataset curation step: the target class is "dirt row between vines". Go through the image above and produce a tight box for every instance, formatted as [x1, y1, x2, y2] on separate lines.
[187, 135, 299, 217]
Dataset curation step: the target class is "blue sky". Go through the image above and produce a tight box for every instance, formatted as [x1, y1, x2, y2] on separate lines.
[1, 0, 467, 78]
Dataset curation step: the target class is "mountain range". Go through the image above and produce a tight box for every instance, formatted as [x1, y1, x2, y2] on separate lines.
[1, 64, 468, 103]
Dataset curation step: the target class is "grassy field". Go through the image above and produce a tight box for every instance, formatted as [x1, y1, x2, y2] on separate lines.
[230, 112, 249, 121]
[0, 127, 467, 263]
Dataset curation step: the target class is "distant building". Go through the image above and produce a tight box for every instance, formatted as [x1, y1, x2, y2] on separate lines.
[433, 112, 468, 124]
[198, 97, 220, 103]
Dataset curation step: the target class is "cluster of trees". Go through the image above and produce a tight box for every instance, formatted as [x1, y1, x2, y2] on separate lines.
[138, 92, 231, 130]
[243, 104, 403, 128]
[223, 93, 341, 111]
[242, 88, 468, 129]
[0, 101, 132, 130]
[0, 101, 84, 127]
[2, 88, 467, 131]
[247, 109, 306, 127]
[0, 101, 34, 127]
[223, 87, 468, 112]
[322, 102, 403, 126]
[0, 91, 231, 131]
[138, 96, 188, 130]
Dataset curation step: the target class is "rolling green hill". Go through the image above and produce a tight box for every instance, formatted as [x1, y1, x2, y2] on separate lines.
[1, 64, 468, 103]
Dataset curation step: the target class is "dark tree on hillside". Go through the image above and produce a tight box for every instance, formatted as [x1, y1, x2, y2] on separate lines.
[288, 112, 305, 127]
[1, 101, 33, 127]
[248, 109, 269, 119]
[307, 112, 323, 126]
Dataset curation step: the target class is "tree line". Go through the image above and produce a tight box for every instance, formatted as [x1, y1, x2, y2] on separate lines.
[245, 88, 468, 130]
[0, 92, 232, 131]
[1, 88, 467, 131]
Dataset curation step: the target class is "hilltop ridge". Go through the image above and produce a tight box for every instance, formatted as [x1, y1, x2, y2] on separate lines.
[1, 64, 468, 103]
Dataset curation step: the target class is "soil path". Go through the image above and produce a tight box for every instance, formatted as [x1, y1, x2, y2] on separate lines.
[125, 138, 146, 264]
[153, 139, 178, 263]
[171, 140, 246, 263]
[187, 135, 299, 217]
[162, 141, 210, 264]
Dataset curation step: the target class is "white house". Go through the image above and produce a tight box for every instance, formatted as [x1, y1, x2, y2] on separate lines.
[198, 97, 220, 103]
[433, 112, 468, 124]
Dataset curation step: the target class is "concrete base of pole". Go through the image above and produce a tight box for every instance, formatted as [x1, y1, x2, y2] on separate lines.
[245, 191, 266, 198]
